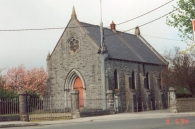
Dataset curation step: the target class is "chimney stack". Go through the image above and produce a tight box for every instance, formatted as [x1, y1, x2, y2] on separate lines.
[135, 26, 140, 36]
[110, 21, 116, 31]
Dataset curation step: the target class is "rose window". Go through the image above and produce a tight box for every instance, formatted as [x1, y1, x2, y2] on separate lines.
[69, 37, 80, 53]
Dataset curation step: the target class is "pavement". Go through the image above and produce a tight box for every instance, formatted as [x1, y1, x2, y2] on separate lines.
[0, 110, 195, 128]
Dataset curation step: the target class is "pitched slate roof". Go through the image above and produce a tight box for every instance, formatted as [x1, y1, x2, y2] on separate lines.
[80, 22, 167, 65]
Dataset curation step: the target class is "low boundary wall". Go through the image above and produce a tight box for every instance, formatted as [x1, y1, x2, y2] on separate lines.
[177, 98, 195, 112]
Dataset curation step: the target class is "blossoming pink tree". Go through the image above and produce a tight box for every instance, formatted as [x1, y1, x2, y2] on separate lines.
[4, 65, 48, 95]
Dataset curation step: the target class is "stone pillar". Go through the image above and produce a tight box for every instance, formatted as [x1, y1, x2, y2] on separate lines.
[169, 87, 178, 113]
[18, 91, 29, 121]
[114, 91, 121, 113]
[147, 93, 151, 111]
[70, 90, 80, 118]
[106, 90, 115, 114]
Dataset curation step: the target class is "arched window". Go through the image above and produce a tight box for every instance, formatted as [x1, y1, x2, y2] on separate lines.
[132, 71, 135, 89]
[114, 69, 118, 89]
[144, 72, 149, 89]
[142, 64, 145, 75]
[129, 77, 132, 89]
[158, 73, 162, 89]
[129, 71, 135, 90]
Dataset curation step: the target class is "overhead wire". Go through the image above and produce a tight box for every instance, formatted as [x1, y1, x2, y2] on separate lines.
[121, 30, 187, 42]
[0, 0, 189, 43]
[0, 25, 93, 31]
[0, 11, 186, 43]
[116, 0, 174, 26]
[142, 34, 184, 42]
[105, 8, 178, 37]
[142, 34, 195, 44]
[105, 0, 192, 37]
[0, 0, 174, 32]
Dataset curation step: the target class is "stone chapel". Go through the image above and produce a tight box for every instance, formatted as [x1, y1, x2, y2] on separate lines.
[46, 7, 168, 112]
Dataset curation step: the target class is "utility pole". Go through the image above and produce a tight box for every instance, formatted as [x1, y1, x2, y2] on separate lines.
[98, 0, 107, 110]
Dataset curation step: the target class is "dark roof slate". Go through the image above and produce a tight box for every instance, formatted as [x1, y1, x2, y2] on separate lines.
[80, 22, 166, 65]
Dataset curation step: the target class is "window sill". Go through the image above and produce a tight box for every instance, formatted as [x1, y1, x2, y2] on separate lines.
[115, 89, 120, 93]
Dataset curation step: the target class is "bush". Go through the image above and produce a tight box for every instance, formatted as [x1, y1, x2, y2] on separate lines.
[176, 87, 192, 98]
[0, 86, 41, 99]
[0, 86, 18, 98]
[176, 94, 192, 98]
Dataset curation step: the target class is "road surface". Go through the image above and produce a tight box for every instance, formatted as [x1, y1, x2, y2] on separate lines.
[1, 116, 195, 129]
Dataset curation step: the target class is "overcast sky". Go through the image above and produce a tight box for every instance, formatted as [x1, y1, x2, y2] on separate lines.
[0, 0, 188, 72]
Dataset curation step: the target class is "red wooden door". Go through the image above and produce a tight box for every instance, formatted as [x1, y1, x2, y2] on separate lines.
[73, 77, 84, 107]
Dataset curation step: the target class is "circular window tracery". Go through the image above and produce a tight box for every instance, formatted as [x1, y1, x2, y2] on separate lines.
[68, 37, 80, 54]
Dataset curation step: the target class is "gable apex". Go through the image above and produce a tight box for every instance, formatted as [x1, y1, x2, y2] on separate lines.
[71, 6, 77, 19]
[49, 20, 100, 58]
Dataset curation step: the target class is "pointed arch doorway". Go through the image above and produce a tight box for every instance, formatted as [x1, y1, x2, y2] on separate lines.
[64, 69, 86, 108]
[73, 77, 84, 107]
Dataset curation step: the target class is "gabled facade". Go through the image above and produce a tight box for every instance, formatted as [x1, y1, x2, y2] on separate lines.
[46, 7, 168, 112]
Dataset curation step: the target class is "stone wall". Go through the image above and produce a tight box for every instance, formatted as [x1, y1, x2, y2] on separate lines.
[106, 59, 139, 112]
[177, 98, 195, 112]
[106, 59, 167, 112]
[139, 74, 150, 111]
[47, 19, 102, 109]
[0, 115, 20, 121]
[124, 72, 136, 112]
[144, 64, 166, 110]
[80, 109, 110, 117]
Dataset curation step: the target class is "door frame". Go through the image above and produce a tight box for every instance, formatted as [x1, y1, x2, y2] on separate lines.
[64, 69, 86, 108]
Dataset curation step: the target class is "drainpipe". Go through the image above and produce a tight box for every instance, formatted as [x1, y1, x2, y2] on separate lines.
[98, 0, 107, 110]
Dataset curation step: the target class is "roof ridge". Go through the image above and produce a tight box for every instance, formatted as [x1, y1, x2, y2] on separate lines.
[114, 30, 136, 36]
[80, 21, 99, 26]
[80, 21, 136, 36]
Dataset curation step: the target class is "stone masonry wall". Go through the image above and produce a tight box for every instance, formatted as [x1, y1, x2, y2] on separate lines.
[106, 59, 139, 112]
[139, 73, 150, 111]
[145, 64, 167, 109]
[106, 59, 167, 112]
[124, 72, 136, 112]
[47, 19, 102, 109]
[177, 98, 195, 112]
